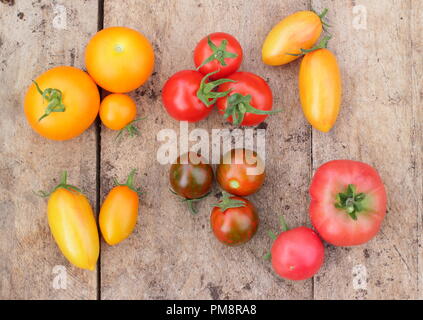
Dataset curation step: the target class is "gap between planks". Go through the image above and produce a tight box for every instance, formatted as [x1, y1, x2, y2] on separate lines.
[96, 0, 105, 301]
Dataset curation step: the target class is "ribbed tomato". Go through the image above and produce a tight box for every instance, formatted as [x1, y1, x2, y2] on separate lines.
[309, 160, 387, 246]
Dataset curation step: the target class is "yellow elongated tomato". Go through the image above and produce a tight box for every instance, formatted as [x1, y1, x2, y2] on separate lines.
[42, 172, 99, 270]
[299, 46, 342, 132]
[99, 169, 141, 245]
[85, 27, 155, 93]
[262, 10, 323, 66]
[24, 66, 100, 141]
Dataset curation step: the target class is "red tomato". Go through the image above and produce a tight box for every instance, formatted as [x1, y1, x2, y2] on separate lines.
[309, 160, 387, 246]
[216, 72, 279, 126]
[210, 193, 259, 246]
[162, 70, 234, 122]
[271, 226, 324, 281]
[194, 32, 243, 80]
[217, 148, 265, 196]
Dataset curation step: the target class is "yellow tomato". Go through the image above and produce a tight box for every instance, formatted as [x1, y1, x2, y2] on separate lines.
[299, 47, 342, 132]
[24, 66, 100, 141]
[44, 172, 99, 270]
[262, 10, 323, 66]
[99, 169, 141, 245]
[85, 26, 155, 93]
[99, 93, 137, 130]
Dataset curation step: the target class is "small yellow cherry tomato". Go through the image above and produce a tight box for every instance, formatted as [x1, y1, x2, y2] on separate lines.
[99, 169, 141, 245]
[299, 37, 342, 132]
[41, 172, 99, 270]
[262, 10, 326, 66]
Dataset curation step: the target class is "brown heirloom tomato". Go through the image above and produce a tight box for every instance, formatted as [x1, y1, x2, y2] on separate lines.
[169, 152, 214, 214]
[210, 192, 259, 246]
[217, 148, 265, 196]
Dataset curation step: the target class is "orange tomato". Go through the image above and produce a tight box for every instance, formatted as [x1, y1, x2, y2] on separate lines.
[299, 44, 342, 132]
[24, 66, 100, 141]
[262, 10, 324, 66]
[85, 26, 155, 93]
[99, 169, 141, 245]
[100, 93, 137, 130]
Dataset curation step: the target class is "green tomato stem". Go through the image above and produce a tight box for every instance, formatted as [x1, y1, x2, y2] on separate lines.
[35, 171, 82, 198]
[223, 93, 282, 126]
[196, 70, 236, 107]
[114, 169, 142, 196]
[33, 80, 66, 121]
[334, 184, 366, 220]
[211, 191, 246, 212]
[196, 36, 238, 70]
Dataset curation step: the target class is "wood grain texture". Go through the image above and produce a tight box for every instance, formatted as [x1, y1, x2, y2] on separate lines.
[0, 1, 98, 299]
[100, 0, 313, 299]
[411, 0, 423, 300]
[1, 0, 421, 300]
[311, 0, 421, 299]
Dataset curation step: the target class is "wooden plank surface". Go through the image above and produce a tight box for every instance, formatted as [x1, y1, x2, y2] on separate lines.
[0, 0, 421, 300]
[311, 0, 421, 299]
[0, 1, 99, 299]
[411, 0, 423, 299]
[100, 0, 313, 299]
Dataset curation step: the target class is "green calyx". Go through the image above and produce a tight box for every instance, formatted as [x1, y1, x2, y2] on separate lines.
[314, 8, 331, 30]
[287, 35, 332, 57]
[115, 117, 146, 142]
[223, 93, 282, 126]
[264, 216, 290, 260]
[113, 169, 142, 196]
[196, 36, 238, 70]
[212, 191, 246, 212]
[35, 171, 82, 198]
[197, 70, 236, 107]
[33, 80, 66, 122]
[287, 35, 332, 56]
[169, 188, 211, 215]
[334, 184, 366, 220]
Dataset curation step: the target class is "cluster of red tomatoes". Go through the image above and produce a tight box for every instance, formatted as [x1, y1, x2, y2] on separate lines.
[170, 150, 387, 281]
[162, 32, 280, 126]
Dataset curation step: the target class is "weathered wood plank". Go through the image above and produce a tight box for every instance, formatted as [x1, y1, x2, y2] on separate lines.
[311, 0, 419, 299]
[411, 0, 423, 300]
[0, 1, 98, 299]
[101, 0, 313, 299]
